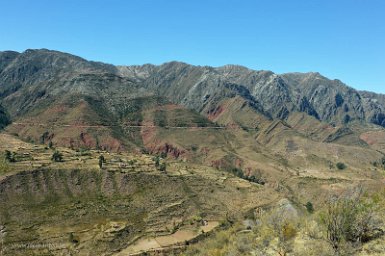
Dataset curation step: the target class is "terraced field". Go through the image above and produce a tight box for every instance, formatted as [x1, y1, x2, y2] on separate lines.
[0, 133, 276, 255]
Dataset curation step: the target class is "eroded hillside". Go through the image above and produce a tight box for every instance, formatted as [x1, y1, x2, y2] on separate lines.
[0, 49, 385, 255]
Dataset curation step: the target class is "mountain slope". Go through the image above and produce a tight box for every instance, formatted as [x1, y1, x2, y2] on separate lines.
[1, 49, 384, 128]
[1, 49, 385, 255]
[0, 49, 384, 156]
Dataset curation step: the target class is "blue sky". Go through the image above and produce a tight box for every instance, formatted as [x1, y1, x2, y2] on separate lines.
[1, 0, 384, 93]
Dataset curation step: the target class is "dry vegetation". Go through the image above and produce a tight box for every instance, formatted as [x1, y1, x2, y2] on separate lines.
[0, 133, 279, 255]
[1, 48, 385, 256]
[180, 188, 385, 256]
[0, 118, 385, 256]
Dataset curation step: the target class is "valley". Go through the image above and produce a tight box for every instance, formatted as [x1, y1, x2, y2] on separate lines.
[0, 49, 384, 255]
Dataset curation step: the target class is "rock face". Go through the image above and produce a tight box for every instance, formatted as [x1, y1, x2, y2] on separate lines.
[0, 48, 384, 131]
[359, 91, 385, 127]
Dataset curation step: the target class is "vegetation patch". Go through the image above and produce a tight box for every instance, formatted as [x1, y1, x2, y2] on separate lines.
[336, 162, 347, 170]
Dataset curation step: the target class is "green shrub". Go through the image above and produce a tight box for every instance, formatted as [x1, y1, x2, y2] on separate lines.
[4, 150, 16, 162]
[306, 201, 314, 213]
[382, 157, 385, 169]
[98, 155, 106, 169]
[153, 156, 160, 167]
[0, 157, 10, 174]
[51, 151, 63, 162]
[227, 168, 266, 185]
[159, 163, 167, 172]
[336, 162, 347, 170]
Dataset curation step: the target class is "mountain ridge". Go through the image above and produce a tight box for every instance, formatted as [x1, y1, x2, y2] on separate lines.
[0, 48, 384, 151]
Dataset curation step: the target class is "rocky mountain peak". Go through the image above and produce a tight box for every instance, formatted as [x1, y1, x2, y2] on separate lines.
[0, 49, 384, 128]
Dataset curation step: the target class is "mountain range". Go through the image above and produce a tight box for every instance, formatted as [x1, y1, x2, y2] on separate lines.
[1, 48, 385, 172]
[0, 49, 384, 153]
[1, 49, 384, 127]
[1, 49, 385, 255]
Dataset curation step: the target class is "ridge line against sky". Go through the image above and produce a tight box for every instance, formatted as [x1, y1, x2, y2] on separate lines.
[0, 0, 384, 93]
[6, 47, 385, 97]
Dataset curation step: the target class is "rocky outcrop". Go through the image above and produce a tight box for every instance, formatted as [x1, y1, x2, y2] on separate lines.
[360, 91, 385, 127]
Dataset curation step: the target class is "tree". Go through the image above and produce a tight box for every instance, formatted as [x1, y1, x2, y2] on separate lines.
[159, 162, 167, 172]
[51, 151, 63, 162]
[0, 157, 9, 175]
[153, 156, 160, 168]
[381, 157, 385, 169]
[230, 168, 244, 179]
[245, 174, 266, 185]
[322, 197, 345, 255]
[48, 141, 53, 149]
[267, 207, 298, 256]
[336, 162, 346, 170]
[4, 150, 15, 162]
[306, 201, 314, 214]
[98, 155, 105, 169]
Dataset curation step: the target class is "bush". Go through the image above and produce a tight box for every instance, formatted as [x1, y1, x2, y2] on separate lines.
[306, 201, 314, 214]
[153, 156, 160, 168]
[98, 155, 106, 169]
[321, 188, 384, 255]
[159, 163, 167, 172]
[191, 145, 198, 152]
[0, 157, 10, 175]
[230, 168, 244, 179]
[4, 150, 16, 162]
[228, 168, 265, 185]
[51, 151, 63, 162]
[382, 157, 385, 169]
[336, 162, 347, 170]
[267, 208, 298, 256]
[282, 222, 298, 241]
